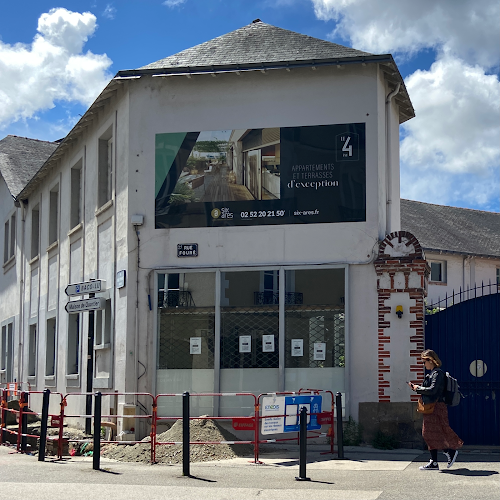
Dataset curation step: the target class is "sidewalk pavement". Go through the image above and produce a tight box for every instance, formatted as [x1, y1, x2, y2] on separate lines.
[1, 444, 499, 500]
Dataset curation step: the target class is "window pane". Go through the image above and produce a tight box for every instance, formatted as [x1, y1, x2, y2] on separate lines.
[31, 208, 39, 259]
[431, 262, 442, 281]
[4, 221, 8, 263]
[28, 324, 37, 377]
[157, 272, 215, 370]
[219, 270, 280, 416]
[10, 214, 15, 258]
[49, 188, 58, 245]
[46, 318, 56, 376]
[67, 315, 80, 375]
[1, 325, 6, 371]
[157, 272, 216, 416]
[284, 269, 345, 393]
[220, 271, 279, 369]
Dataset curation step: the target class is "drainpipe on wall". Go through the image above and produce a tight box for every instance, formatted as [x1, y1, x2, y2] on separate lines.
[17, 201, 26, 384]
[134, 226, 140, 400]
[385, 83, 400, 236]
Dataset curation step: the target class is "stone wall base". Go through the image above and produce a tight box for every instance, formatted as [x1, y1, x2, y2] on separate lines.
[359, 402, 426, 449]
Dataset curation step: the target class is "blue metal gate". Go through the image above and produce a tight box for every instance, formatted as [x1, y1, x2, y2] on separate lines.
[425, 286, 500, 446]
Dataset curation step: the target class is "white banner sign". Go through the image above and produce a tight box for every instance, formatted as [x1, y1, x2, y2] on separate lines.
[262, 335, 275, 352]
[239, 335, 252, 353]
[314, 342, 326, 361]
[291, 339, 303, 357]
[190, 337, 202, 355]
[261, 396, 285, 435]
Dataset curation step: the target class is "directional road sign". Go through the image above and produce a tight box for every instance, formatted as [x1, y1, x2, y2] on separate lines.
[65, 297, 106, 313]
[65, 280, 106, 296]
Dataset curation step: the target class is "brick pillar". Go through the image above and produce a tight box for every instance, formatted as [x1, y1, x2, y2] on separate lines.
[374, 231, 430, 403]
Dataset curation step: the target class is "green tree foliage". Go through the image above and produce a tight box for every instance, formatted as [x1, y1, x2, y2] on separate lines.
[168, 181, 196, 205]
[193, 140, 228, 153]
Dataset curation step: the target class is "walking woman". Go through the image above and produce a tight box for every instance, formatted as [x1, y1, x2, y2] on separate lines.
[408, 349, 463, 470]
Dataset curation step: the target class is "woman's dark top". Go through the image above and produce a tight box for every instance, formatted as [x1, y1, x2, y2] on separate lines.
[416, 368, 446, 404]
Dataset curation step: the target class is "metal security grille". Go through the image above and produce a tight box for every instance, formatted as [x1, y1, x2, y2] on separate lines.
[285, 308, 345, 368]
[221, 306, 279, 368]
[157, 308, 214, 369]
[254, 292, 303, 305]
[158, 290, 195, 308]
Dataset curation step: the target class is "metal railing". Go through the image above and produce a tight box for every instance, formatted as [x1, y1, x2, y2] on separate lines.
[426, 281, 499, 313]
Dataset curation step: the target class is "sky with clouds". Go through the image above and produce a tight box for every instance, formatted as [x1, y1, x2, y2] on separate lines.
[0, 0, 498, 211]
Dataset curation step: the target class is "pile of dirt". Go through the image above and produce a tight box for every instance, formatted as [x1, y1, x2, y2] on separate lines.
[102, 418, 253, 464]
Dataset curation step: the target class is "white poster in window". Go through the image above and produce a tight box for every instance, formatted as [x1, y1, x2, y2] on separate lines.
[190, 337, 202, 355]
[314, 342, 326, 361]
[262, 335, 275, 352]
[239, 335, 252, 353]
[291, 338, 303, 357]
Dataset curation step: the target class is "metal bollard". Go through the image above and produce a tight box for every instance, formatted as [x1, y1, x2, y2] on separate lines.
[182, 391, 190, 477]
[336, 392, 344, 459]
[20, 392, 28, 452]
[38, 389, 50, 461]
[295, 406, 311, 481]
[93, 392, 102, 470]
[0, 389, 6, 445]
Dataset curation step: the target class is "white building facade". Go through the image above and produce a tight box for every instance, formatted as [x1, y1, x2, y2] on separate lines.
[2, 21, 427, 441]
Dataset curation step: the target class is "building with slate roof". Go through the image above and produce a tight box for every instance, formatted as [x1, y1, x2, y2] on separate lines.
[5, 20, 495, 446]
[400, 199, 500, 305]
[1, 136, 59, 388]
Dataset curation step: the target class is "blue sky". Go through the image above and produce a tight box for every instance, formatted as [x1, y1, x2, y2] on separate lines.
[0, 0, 499, 211]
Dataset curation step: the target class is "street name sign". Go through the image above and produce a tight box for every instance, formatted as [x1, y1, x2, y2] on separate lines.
[65, 280, 106, 296]
[65, 297, 106, 313]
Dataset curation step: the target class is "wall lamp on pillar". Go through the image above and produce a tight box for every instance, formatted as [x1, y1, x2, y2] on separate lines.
[395, 305, 403, 318]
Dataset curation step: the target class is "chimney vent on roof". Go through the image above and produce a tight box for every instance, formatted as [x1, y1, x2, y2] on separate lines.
[252, 19, 262, 23]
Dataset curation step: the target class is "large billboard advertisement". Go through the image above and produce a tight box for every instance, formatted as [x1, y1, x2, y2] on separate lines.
[155, 123, 365, 228]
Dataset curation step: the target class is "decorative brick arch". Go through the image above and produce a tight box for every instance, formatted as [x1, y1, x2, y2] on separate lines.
[374, 231, 430, 402]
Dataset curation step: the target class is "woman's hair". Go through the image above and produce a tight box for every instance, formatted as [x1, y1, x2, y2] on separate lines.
[421, 349, 442, 368]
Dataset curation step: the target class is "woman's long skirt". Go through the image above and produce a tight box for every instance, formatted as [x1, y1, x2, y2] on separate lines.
[422, 402, 464, 450]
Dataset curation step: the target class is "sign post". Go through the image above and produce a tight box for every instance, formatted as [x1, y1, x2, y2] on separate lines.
[65, 280, 106, 434]
[65, 280, 106, 296]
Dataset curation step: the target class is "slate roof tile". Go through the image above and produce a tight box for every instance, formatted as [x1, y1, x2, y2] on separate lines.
[401, 199, 500, 258]
[0, 135, 58, 198]
[140, 20, 372, 70]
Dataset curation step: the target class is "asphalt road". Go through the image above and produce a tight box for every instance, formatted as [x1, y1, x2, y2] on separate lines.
[1, 445, 499, 500]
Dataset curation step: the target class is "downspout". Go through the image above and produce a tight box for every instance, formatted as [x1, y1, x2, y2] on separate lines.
[385, 83, 400, 235]
[17, 201, 26, 384]
[135, 226, 140, 399]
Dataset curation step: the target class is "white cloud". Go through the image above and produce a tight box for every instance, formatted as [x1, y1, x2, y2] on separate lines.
[103, 4, 116, 20]
[401, 54, 500, 175]
[311, 0, 500, 68]
[0, 8, 112, 129]
[401, 165, 499, 211]
[311, 0, 500, 209]
[163, 0, 186, 8]
[400, 54, 500, 208]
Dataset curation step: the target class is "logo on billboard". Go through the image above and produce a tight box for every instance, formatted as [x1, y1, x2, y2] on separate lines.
[336, 132, 359, 161]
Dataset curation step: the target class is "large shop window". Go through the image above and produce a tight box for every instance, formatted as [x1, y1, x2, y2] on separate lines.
[157, 272, 215, 416]
[219, 271, 280, 416]
[156, 268, 345, 417]
[285, 269, 345, 391]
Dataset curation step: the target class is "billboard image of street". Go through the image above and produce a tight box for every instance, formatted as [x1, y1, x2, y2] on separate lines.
[155, 123, 365, 228]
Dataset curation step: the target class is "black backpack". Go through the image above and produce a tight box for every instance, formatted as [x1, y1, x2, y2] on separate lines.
[443, 372, 463, 406]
